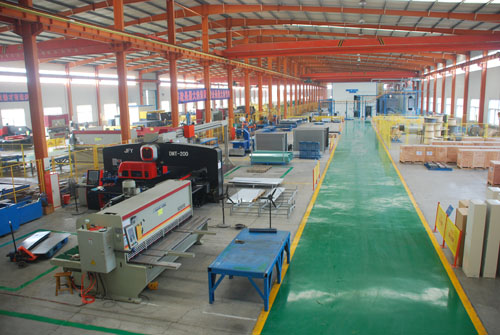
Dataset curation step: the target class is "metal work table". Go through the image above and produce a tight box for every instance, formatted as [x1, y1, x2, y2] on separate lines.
[208, 228, 290, 311]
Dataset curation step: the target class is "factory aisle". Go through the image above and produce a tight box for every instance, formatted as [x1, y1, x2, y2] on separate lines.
[260, 121, 478, 335]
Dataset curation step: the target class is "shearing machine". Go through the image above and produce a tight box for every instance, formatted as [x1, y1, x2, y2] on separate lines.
[51, 179, 211, 303]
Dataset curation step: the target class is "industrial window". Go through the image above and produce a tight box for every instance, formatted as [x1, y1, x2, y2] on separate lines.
[456, 99, 464, 119]
[128, 103, 139, 124]
[445, 98, 451, 115]
[488, 100, 500, 126]
[103, 104, 117, 123]
[76, 105, 93, 123]
[436, 98, 442, 114]
[469, 99, 480, 122]
[44, 107, 63, 115]
[429, 98, 433, 113]
[161, 101, 170, 113]
[423, 98, 427, 112]
[1, 108, 26, 126]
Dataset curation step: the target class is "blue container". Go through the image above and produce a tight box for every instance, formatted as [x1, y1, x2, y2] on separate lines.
[0, 203, 20, 236]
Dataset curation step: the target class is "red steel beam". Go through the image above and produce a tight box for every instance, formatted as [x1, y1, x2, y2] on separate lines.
[0, 38, 124, 62]
[166, 18, 500, 37]
[304, 71, 417, 80]
[425, 51, 500, 76]
[223, 35, 500, 58]
[0, 2, 302, 82]
[125, 4, 500, 26]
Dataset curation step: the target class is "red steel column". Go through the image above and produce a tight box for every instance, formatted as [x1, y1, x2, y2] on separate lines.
[440, 67, 446, 114]
[295, 82, 299, 115]
[267, 58, 273, 120]
[202, 14, 211, 123]
[463, 52, 470, 123]
[432, 65, 437, 115]
[420, 71, 425, 115]
[426, 73, 430, 115]
[244, 70, 250, 120]
[283, 59, 288, 119]
[226, 22, 234, 135]
[478, 50, 488, 124]
[276, 58, 281, 115]
[17, 2, 48, 167]
[227, 65, 234, 133]
[95, 67, 102, 126]
[139, 73, 144, 105]
[167, 0, 179, 127]
[156, 73, 161, 111]
[450, 58, 457, 117]
[114, 0, 131, 142]
[257, 58, 263, 115]
[65, 64, 74, 122]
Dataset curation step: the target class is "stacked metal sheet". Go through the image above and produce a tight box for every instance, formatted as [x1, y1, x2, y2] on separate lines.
[255, 132, 288, 152]
[293, 126, 329, 151]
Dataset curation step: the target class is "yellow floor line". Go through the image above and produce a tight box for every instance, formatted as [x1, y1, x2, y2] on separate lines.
[252, 136, 342, 335]
[372, 123, 487, 335]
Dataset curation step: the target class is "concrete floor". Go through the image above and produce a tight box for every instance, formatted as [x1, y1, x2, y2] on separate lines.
[389, 135, 500, 335]
[0, 125, 337, 335]
[1, 124, 499, 334]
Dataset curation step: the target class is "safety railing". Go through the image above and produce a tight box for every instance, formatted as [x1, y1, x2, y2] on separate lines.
[0, 158, 44, 203]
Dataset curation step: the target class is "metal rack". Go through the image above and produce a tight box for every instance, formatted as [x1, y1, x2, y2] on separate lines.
[229, 187, 297, 218]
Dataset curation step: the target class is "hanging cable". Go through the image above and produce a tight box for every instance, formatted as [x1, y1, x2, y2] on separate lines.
[80, 272, 96, 304]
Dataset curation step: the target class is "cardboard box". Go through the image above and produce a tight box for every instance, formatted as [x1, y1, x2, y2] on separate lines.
[488, 160, 500, 186]
[458, 200, 469, 209]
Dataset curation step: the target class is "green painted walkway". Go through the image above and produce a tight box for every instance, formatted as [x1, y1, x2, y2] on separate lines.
[262, 121, 476, 335]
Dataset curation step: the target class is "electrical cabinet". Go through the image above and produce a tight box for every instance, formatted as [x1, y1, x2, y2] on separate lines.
[77, 228, 116, 273]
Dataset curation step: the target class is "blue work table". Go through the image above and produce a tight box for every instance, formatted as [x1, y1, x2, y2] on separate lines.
[208, 229, 290, 311]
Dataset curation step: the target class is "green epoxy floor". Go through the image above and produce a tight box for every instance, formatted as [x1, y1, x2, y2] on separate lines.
[262, 121, 477, 335]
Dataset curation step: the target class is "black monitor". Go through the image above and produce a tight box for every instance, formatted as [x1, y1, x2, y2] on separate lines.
[87, 170, 100, 186]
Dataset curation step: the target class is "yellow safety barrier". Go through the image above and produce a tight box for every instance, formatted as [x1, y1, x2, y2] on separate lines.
[312, 161, 320, 190]
[434, 202, 463, 267]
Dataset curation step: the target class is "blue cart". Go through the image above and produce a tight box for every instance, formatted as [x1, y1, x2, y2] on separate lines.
[208, 229, 290, 311]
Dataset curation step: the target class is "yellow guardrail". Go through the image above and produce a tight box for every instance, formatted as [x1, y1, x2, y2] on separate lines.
[373, 115, 500, 149]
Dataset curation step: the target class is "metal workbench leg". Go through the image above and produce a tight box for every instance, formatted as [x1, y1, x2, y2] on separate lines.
[208, 272, 215, 304]
[264, 273, 271, 311]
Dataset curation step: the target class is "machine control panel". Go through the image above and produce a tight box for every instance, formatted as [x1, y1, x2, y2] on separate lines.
[77, 228, 116, 273]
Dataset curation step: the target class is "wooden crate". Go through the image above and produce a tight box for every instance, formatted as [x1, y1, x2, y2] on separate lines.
[399, 145, 415, 162]
[457, 149, 475, 168]
[457, 149, 500, 168]
[488, 160, 500, 186]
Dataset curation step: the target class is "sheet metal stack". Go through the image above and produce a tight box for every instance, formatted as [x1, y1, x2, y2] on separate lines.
[293, 126, 329, 152]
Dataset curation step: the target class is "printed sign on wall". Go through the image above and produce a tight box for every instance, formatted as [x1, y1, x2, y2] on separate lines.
[0, 92, 29, 102]
[178, 88, 230, 104]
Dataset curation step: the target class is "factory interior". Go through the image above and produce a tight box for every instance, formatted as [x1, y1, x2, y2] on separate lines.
[0, 0, 500, 334]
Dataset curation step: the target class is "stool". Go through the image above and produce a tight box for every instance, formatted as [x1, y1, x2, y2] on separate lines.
[54, 272, 73, 296]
